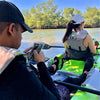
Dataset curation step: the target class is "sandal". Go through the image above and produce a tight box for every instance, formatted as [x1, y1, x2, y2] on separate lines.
[54, 57, 59, 66]
[53, 56, 64, 70]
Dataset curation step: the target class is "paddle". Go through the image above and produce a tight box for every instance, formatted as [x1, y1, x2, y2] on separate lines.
[93, 53, 100, 56]
[54, 80, 100, 95]
[36, 42, 64, 49]
[96, 47, 100, 49]
[33, 42, 100, 50]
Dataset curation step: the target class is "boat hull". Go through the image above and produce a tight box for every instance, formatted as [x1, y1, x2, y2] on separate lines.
[48, 49, 100, 99]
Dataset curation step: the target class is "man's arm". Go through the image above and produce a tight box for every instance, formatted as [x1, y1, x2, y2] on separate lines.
[37, 62, 60, 100]
[5, 55, 60, 100]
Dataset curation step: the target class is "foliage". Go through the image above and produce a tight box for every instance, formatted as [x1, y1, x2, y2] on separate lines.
[84, 7, 100, 27]
[23, 0, 100, 29]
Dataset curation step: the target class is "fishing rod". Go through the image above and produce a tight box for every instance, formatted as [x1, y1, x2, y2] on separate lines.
[54, 80, 100, 95]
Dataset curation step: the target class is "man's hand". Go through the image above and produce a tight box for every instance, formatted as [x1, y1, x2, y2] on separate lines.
[33, 50, 45, 63]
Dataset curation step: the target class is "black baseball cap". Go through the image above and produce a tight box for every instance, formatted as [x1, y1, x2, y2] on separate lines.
[0, 1, 33, 33]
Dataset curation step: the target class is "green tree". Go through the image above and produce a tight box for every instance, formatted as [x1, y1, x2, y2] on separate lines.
[84, 7, 100, 27]
[63, 8, 81, 24]
[23, 1, 100, 29]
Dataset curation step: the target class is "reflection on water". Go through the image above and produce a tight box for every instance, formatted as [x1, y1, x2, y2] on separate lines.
[87, 28, 100, 40]
[19, 28, 100, 58]
[22, 29, 66, 45]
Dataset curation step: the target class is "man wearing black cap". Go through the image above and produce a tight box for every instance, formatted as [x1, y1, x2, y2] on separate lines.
[0, 1, 60, 100]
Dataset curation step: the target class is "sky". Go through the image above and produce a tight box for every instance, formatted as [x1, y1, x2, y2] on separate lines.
[3, 0, 100, 12]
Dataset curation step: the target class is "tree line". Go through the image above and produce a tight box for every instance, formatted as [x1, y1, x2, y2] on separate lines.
[23, 0, 100, 29]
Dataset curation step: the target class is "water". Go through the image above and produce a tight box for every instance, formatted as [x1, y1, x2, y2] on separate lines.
[19, 28, 100, 58]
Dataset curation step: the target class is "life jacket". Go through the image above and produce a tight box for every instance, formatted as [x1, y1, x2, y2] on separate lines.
[66, 30, 92, 60]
